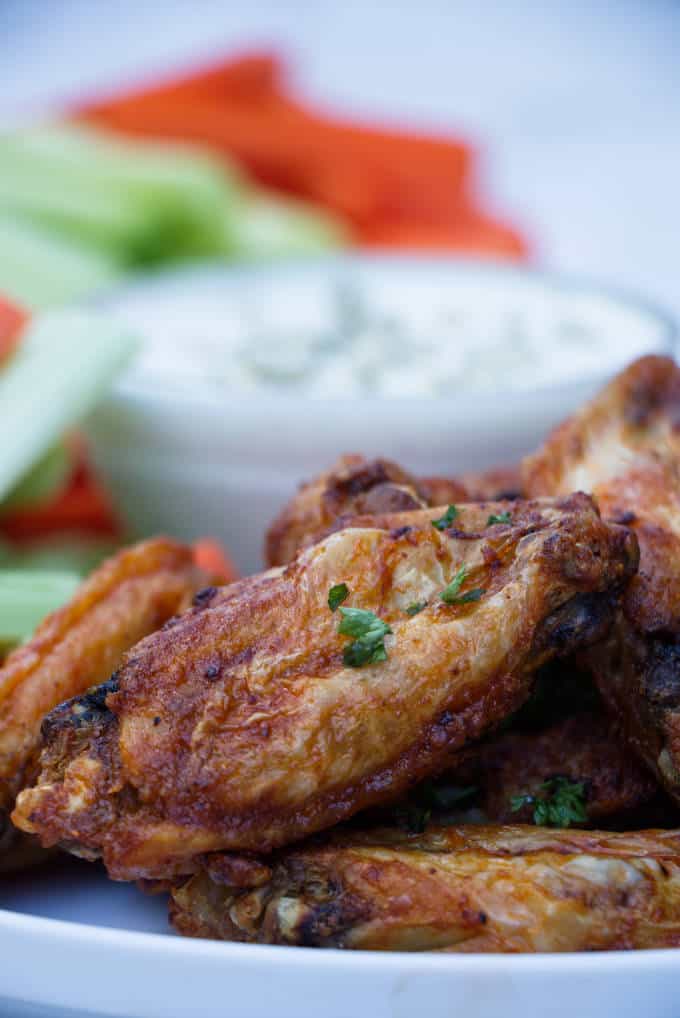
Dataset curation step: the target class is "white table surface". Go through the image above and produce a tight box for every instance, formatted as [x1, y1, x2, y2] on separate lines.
[0, 0, 678, 319]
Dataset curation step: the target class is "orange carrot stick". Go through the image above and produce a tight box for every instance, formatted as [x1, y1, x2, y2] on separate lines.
[193, 538, 239, 584]
[83, 96, 470, 228]
[0, 296, 28, 365]
[80, 52, 280, 115]
[358, 211, 529, 260]
[0, 454, 121, 541]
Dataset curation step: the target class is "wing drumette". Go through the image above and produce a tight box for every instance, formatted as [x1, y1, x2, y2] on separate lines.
[265, 454, 521, 567]
[0, 537, 205, 868]
[14, 495, 635, 880]
[170, 824, 680, 952]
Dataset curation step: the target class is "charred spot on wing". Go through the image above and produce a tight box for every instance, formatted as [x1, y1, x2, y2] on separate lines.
[192, 586, 218, 608]
[294, 896, 369, 948]
[533, 592, 616, 658]
[610, 509, 637, 526]
[336, 461, 398, 497]
[40, 674, 120, 740]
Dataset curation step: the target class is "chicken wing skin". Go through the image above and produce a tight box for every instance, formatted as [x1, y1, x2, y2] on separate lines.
[264, 454, 521, 567]
[0, 537, 205, 867]
[14, 495, 636, 880]
[523, 356, 680, 800]
[264, 455, 458, 567]
[170, 824, 680, 952]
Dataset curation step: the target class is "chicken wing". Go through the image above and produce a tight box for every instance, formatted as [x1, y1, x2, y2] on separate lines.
[0, 537, 205, 867]
[374, 664, 661, 831]
[462, 711, 660, 825]
[265, 454, 521, 567]
[14, 495, 636, 880]
[523, 356, 680, 801]
[170, 824, 680, 952]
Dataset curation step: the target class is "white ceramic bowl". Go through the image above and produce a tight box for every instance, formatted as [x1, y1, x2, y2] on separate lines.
[86, 256, 676, 573]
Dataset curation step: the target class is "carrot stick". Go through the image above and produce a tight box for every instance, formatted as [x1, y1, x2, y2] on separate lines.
[0, 454, 121, 541]
[193, 538, 239, 584]
[80, 52, 280, 115]
[358, 212, 529, 260]
[0, 296, 27, 364]
[77, 51, 526, 254]
[83, 96, 470, 228]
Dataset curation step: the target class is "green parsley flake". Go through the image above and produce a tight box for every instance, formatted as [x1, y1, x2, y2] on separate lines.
[510, 776, 587, 828]
[440, 565, 485, 606]
[487, 511, 512, 526]
[431, 505, 458, 531]
[328, 582, 349, 612]
[405, 601, 427, 616]
[338, 606, 392, 668]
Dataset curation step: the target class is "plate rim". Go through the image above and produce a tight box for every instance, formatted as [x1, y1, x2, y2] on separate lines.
[2, 903, 680, 975]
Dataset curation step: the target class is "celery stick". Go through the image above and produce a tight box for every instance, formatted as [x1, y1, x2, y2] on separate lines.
[0, 125, 240, 265]
[0, 214, 122, 308]
[0, 309, 137, 501]
[0, 570, 80, 644]
[1, 441, 71, 511]
[0, 536, 118, 575]
[226, 193, 348, 259]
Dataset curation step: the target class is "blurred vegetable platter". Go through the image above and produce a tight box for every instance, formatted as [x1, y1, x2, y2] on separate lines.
[0, 49, 524, 655]
[0, 123, 346, 309]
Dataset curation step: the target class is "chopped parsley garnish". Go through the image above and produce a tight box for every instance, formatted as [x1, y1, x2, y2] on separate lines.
[510, 776, 587, 828]
[405, 601, 427, 616]
[487, 510, 512, 526]
[431, 505, 458, 531]
[440, 565, 485, 606]
[328, 582, 349, 612]
[338, 606, 392, 668]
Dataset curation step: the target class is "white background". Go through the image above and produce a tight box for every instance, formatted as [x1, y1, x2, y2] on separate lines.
[0, 0, 678, 317]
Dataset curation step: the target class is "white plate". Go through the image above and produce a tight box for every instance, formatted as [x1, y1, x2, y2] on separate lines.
[3, 258, 678, 1017]
[2, 857, 680, 1018]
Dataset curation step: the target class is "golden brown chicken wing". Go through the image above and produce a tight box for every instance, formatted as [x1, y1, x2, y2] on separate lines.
[14, 495, 635, 880]
[0, 537, 205, 868]
[523, 356, 680, 801]
[170, 824, 680, 952]
[264, 454, 521, 567]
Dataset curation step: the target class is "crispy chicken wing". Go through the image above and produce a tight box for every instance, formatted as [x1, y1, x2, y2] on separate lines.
[265, 454, 521, 567]
[14, 495, 635, 880]
[170, 824, 680, 952]
[523, 356, 680, 801]
[0, 537, 205, 867]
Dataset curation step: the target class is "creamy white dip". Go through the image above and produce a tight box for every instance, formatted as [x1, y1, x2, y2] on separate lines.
[105, 261, 671, 399]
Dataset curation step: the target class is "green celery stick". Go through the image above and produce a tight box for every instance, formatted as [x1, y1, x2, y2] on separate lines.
[0, 536, 118, 575]
[0, 308, 138, 501]
[226, 193, 348, 259]
[0, 214, 122, 308]
[0, 125, 240, 265]
[0, 569, 81, 644]
[1, 440, 71, 512]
